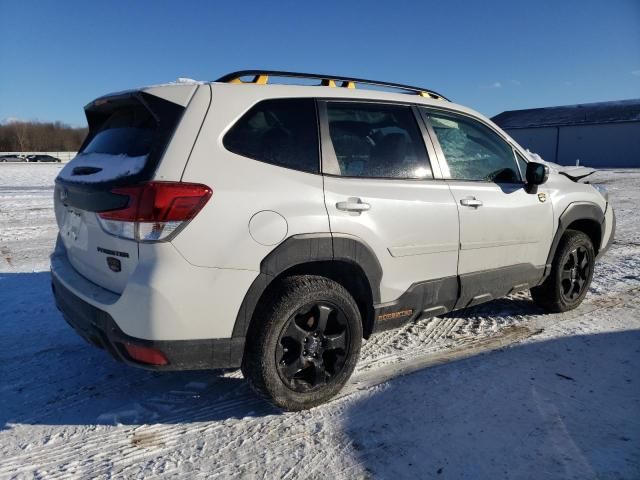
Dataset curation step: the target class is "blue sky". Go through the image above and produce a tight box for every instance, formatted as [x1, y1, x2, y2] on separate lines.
[1, 0, 639, 126]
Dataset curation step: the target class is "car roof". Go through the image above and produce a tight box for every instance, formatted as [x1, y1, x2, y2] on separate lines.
[88, 71, 499, 130]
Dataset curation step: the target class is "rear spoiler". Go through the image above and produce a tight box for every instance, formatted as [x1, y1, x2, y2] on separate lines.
[86, 83, 197, 110]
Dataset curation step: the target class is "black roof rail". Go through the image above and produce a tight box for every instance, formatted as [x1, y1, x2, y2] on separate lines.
[214, 70, 449, 101]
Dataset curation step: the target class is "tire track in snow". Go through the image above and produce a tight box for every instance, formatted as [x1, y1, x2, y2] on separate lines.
[3, 287, 637, 479]
[0, 391, 268, 478]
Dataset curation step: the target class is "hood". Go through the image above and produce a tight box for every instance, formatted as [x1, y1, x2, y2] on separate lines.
[526, 151, 596, 182]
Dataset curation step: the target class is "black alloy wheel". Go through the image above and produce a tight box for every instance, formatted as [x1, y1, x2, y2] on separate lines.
[242, 275, 362, 411]
[531, 229, 595, 313]
[559, 245, 591, 302]
[276, 302, 350, 393]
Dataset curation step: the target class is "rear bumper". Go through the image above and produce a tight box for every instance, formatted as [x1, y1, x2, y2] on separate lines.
[52, 268, 245, 371]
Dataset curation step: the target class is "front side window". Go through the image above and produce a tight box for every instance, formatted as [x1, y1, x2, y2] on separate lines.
[223, 98, 319, 173]
[326, 102, 432, 179]
[427, 110, 521, 183]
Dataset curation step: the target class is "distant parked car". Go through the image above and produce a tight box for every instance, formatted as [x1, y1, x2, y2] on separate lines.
[26, 154, 62, 163]
[0, 154, 26, 162]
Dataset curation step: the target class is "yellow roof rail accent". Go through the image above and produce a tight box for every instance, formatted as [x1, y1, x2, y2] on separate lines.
[227, 74, 269, 85]
[215, 70, 450, 101]
[419, 91, 441, 99]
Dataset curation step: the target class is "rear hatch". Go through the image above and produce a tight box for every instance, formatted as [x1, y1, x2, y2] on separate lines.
[54, 86, 192, 293]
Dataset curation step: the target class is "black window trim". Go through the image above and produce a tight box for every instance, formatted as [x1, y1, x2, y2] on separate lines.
[513, 149, 529, 181]
[220, 95, 532, 183]
[221, 97, 322, 175]
[419, 106, 526, 186]
[317, 98, 441, 181]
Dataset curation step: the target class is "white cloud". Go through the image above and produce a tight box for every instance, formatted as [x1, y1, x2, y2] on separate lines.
[509, 79, 521, 86]
[632, 70, 640, 77]
[481, 81, 502, 89]
[1, 117, 21, 125]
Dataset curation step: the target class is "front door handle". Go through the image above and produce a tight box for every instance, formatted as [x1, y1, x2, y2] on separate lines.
[336, 197, 371, 213]
[460, 197, 483, 208]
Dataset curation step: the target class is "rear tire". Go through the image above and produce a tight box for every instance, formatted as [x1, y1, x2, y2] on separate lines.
[531, 229, 595, 313]
[242, 275, 362, 411]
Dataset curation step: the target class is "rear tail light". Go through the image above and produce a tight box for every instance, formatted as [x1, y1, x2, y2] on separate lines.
[97, 182, 212, 242]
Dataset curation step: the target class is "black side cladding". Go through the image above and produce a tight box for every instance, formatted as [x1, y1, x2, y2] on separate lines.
[455, 264, 546, 309]
[232, 234, 383, 339]
[55, 92, 185, 213]
[545, 202, 605, 272]
[373, 276, 458, 333]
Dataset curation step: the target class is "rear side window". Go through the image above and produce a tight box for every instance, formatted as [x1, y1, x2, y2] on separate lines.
[326, 102, 431, 179]
[223, 98, 319, 173]
[427, 110, 521, 183]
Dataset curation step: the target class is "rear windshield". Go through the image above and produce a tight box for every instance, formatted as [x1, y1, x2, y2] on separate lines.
[57, 93, 184, 185]
[81, 103, 156, 157]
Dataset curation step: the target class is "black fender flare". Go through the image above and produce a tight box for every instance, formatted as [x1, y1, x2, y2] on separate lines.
[232, 233, 382, 338]
[544, 202, 604, 275]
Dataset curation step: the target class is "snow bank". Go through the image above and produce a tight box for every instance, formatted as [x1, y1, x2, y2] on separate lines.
[57, 152, 147, 183]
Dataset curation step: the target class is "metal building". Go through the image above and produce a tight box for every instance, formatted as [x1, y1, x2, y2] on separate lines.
[492, 99, 640, 168]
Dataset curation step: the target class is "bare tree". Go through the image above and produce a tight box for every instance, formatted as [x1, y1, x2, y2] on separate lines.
[0, 121, 87, 151]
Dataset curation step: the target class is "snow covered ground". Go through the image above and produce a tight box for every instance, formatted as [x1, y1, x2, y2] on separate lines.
[0, 164, 638, 479]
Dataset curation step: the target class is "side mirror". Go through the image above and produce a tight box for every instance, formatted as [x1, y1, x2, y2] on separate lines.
[526, 162, 549, 186]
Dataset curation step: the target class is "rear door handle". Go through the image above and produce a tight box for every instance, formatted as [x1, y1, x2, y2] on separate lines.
[336, 197, 371, 213]
[460, 197, 483, 208]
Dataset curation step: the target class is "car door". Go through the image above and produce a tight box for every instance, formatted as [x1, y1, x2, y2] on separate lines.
[319, 100, 460, 320]
[421, 108, 554, 308]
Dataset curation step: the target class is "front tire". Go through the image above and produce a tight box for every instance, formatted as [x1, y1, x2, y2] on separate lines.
[531, 229, 595, 313]
[242, 275, 362, 411]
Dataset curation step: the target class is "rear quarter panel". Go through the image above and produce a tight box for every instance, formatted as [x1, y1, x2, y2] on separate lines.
[153, 84, 212, 181]
[173, 85, 330, 271]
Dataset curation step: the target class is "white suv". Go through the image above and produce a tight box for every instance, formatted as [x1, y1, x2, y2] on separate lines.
[51, 71, 615, 410]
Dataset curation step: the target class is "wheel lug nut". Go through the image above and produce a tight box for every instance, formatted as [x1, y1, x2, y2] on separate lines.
[304, 338, 308, 343]
[314, 332, 319, 337]
[303, 350, 308, 356]
[313, 353, 317, 358]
